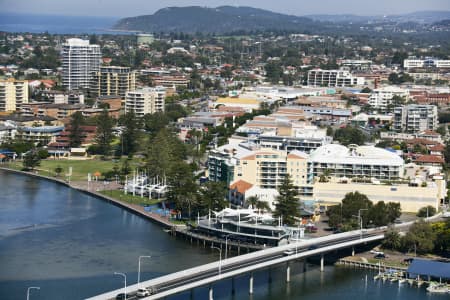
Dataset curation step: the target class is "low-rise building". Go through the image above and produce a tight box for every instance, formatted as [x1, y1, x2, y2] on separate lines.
[307, 69, 365, 87]
[307, 144, 404, 182]
[368, 86, 409, 110]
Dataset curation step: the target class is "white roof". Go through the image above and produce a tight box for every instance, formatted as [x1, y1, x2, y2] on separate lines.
[65, 38, 90, 47]
[309, 144, 403, 166]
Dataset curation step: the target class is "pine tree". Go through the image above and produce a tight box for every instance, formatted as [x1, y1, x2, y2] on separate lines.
[274, 174, 300, 225]
[69, 112, 85, 148]
[95, 109, 114, 156]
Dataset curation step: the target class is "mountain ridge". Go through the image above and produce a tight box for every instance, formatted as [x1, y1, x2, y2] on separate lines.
[113, 6, 450, 33]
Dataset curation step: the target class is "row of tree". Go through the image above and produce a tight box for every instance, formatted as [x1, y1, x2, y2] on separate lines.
[327, 191, 402, 230]
[383, 220, 450, 255]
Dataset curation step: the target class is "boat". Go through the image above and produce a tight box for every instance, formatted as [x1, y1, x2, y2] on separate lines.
[407, 279, 414, 285]
[390, 277, 398, 282]
[398, 278, 407, 285]
[427, 283, 449, 294]
[416, 280, 424, 287]
[373, 274, 382, 281]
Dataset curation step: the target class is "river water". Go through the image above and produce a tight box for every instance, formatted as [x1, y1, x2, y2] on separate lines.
[0, 170, 445, 300]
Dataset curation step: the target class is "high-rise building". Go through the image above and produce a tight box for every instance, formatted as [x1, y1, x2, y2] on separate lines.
[90, 66, 136, 98]
[125, 87, 166, 117]
[393, 104, 438, 133]
[0, 78, 29, 112]
[62, 38, 101, 91]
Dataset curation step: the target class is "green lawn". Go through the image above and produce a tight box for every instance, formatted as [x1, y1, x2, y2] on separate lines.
[99, 190, 162, 206]
[6, 157, 144, 181]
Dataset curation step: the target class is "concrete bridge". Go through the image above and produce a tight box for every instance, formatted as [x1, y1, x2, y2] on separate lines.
[86, 228, 386, 300]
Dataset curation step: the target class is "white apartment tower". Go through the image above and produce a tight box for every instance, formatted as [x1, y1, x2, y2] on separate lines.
[62, 38, 101, 91]
[125, 87, 166, 117]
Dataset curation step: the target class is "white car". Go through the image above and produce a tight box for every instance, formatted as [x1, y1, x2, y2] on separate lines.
[136, 288, 150, 297]
[443, 212, 450, 218]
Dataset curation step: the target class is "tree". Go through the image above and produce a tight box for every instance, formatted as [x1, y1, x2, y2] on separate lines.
[274, 174, 300, 226]
[402, 220, 436, 255]
[382, 227, 402, 250]
[54, 165, 63, 177]
[95, 110, 114, 156]
[246, 195, 271, 212]
[69, 112, 85, 148]
[432, 220, 450, 254]
[417, 205, 436, 218]
[119, 111, 140, 156]
[360, 87, 372, 93]
[265, 62, 283, 84]
[198, 181, 228, 215]
[327, 191, 372, 229]
[23, 150, 41, 170]
[334, 126, 367, 146]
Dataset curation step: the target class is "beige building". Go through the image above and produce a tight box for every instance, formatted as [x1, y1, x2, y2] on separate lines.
[313, 180, 445, 213]
[90, 66, 137, 98]
[230, 148, 312, 197]
[125, 87, 166, 117]
[0, 78, 29, 112]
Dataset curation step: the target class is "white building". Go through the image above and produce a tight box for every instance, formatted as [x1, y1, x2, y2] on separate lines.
[125, 87, 166, 117]
[393, 104, 438, 133]
[368, 86, 409, 110]
[307, 69, 365, 87]
[404, 57, 450, 70]
[307, 144, 404, 182]
[62, 38, 101, 90]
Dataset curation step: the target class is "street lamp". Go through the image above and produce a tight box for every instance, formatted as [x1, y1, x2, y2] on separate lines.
[225, 233, 237, 259]
[211, 246, 222, 275]
[114, 272, 127, 299]
[27, 287, 40, 300]
[353, 208, 368, 239]
[138, 255, 151, 288]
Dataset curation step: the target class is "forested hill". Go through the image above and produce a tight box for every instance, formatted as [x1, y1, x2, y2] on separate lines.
[113, 6, 318, 34]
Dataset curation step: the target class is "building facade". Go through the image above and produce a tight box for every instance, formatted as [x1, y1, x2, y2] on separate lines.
[404, 58, 450, 70]
[393, 104, 438, 133]
[307, 69, 364, 87]
[90, 66, 136, 98]
[0, 78, 28, 112]
[368, 86, 409, 110]
[125, 87, 166, 117]
[307, 144, 404, 182]
[62, 38, 101, 90]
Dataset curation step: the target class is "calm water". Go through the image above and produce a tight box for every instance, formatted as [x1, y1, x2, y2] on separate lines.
[0, 169, 445, 300]
[0, 14, 124, 34]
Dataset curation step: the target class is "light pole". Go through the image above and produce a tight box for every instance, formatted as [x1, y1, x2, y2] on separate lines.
[114, 272, 127, 299]
[211, 246, 222, 275]
[225, 233, 237, 259]
[27, 287, 40, 300]
[353, 208, 368, 239]
[138, 255, 151, 288]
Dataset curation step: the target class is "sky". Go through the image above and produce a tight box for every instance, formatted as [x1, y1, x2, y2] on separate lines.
[1, 0, 450, 17]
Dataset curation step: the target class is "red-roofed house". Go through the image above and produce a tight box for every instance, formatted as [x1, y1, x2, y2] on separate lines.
[414, 155, 445, 168]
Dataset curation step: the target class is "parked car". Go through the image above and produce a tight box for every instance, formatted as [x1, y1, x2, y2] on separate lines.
[374, 253, 386, 259]
[136, 288, 150, 297]
[115, 293, 129, 300]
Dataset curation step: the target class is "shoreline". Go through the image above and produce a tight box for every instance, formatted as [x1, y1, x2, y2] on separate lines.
[0, 166, 177, 229]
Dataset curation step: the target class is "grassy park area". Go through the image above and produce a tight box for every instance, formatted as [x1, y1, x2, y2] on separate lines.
[5, 157, 143, 181]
